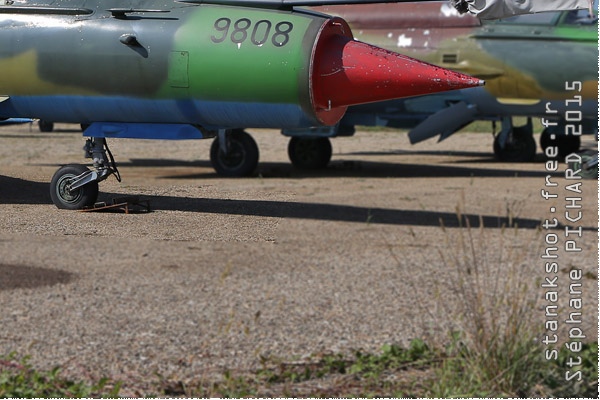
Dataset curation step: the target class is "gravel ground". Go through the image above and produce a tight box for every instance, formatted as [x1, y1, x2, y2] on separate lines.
[0, 123, 597, 395]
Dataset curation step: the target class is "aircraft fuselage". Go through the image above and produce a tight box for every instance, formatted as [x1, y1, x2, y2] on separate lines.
[0, 1, 332, 129]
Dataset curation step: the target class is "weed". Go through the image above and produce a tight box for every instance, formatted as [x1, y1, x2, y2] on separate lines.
[427, 216, 546, 397]
[213, 370, 258, 398]
[5, 339, 596, 397]
[349, 340, 435, 379]
[0, 353, 121, 398]
[543, 341, 599, 398]
[366, 208, 373, 224]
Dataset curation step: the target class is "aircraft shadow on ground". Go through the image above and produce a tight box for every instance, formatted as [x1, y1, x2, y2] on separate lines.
[346, 149, 549, 163]
[120, 159, 553, 180]
[348, 149, 492, 158]
[154, 196, 545, 229]
[36, 158, 556, 180]
[0, 174, 578, 230]
[35, 146, 554, 179]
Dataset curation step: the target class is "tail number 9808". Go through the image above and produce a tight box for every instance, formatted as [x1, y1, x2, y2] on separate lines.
[211, 18, 294, 47]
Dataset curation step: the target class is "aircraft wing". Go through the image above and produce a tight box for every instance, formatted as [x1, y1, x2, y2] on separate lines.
[180, 0, 441, 8]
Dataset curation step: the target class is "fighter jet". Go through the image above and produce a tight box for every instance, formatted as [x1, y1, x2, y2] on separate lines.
[0, 0, 485, 209]
[282, 1, 597, 168]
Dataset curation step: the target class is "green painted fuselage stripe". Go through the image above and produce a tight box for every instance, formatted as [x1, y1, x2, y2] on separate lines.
[161, 5, 325, 104]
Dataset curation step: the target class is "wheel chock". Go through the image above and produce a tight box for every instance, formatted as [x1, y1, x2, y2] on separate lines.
[80, 196, 150, 214]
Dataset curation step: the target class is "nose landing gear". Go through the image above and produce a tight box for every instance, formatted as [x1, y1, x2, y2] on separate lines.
[49, 138, 120, 209]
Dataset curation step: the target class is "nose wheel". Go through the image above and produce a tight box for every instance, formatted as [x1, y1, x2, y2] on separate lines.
[49, 137, 119, 209]
[50, 164, 99, 210]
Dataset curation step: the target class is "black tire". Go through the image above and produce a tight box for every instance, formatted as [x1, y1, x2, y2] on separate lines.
[539, 128, 581, 159]
[210, 130, 259, 177]
[287, 137, 332, 170]
[493, 127, 536, 162]
[38, 120, 54, 133]
[50, 164, 99, 210]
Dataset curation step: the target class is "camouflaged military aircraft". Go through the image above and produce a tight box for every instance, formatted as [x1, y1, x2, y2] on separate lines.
[0, 0, 487, 209]
[281, 1, 598, 168]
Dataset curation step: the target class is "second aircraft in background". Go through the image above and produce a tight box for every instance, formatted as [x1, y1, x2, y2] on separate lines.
[283, 1, 598, 168]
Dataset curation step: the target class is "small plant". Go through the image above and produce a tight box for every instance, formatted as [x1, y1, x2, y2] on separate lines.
[426, 211, 548, 397]
[349, 340, 434, 379]
[0, 353, 121, 398]
[213, 369, 258, 398]
[543, 341, 599, 398]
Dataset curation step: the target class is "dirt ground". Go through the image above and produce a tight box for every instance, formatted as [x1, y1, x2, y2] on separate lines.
[0, 123, 597, 395]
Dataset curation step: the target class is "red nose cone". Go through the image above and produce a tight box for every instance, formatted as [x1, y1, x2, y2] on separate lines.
[310, 19, 484, 125]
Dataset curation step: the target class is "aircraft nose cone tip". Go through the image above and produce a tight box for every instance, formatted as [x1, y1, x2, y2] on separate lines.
[313, 37, 486, 116]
